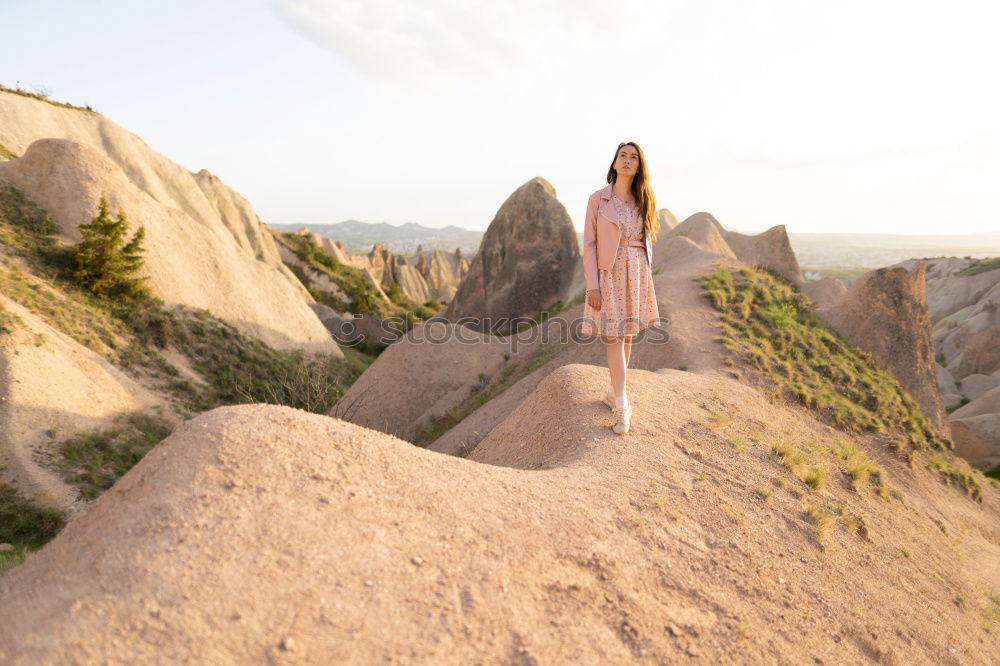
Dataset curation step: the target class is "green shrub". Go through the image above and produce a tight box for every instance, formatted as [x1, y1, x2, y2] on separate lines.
[72, 195, 150, 301]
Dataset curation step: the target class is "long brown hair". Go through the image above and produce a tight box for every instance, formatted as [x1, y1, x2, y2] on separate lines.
[606, 141, 660, 243]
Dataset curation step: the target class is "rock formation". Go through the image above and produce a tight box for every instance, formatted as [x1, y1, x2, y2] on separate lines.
[410, 245, 469, 303]
[801, 276, 848, 311]
[884, 257, 1000, 471]
[442, 177, 579, 331]
[276, 230, 468, 309]
[657, 207, 679, 231]
[667, 213, 738, 259]
[0, 293, 175, 509]
[817, 262, 948, 436]
[722, 225, 805, 287]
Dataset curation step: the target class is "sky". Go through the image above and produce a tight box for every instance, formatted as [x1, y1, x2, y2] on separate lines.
[3, 0, 999, 235]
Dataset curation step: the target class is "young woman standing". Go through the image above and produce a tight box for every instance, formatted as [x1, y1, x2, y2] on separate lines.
[580, 141, 661, 434]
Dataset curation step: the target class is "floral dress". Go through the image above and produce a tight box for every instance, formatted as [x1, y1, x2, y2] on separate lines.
[581, 193, 660, 337]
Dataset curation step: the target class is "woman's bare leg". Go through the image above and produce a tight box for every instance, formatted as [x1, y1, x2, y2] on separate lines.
[605, 335, 628, 407]
[624, 336, 632, 367]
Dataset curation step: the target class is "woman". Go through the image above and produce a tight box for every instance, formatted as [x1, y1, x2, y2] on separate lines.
[580, 141, 661, 435]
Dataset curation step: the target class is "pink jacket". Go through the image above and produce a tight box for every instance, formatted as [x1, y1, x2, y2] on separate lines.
[582, 183, 653, 292]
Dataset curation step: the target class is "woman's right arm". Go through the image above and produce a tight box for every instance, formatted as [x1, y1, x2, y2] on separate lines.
[582, 194, 600, 293]
[582, 194, 601, 310]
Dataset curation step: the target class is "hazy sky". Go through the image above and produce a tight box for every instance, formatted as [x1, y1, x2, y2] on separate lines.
[4, 0, 999, 235]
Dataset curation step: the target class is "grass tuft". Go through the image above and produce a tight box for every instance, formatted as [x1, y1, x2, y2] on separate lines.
[831, 440, 891, 499]
[925, 452, 983, 503]
[770, 439, 804, 472]
[802, 467, 826, 492]
[803, 502, 832, 549]
[0, 484, 65, 572]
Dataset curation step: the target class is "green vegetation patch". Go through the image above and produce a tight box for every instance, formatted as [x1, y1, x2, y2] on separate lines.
[802, 501, 833, 549]
[925, 452, 983, 503]
[955, 257, 1000, 277]
[274, 232, 439, 328]
[702, 264, 948, 451]
[832, 440, 890, 499]
[0, 301, 24, 334]
[94, 298, 370, 417]
[0, 143, 18, 161]
[71, 195, 150, 301]
[0, 177, 68, 270]
[0, 266, 130, 355]
[0, 484, 65, 572]
[55, 412, 174, 499]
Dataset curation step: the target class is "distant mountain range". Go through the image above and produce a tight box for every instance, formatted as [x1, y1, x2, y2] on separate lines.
[271, 220, 1000, 271]
[266, 220, 484, 256]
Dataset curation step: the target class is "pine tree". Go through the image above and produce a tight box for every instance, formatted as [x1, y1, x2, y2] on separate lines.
[72, 194, 150, 300]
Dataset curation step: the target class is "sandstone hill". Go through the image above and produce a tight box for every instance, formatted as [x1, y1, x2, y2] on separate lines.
[0, 90, 336, 354]
[0, 365, 997, 662]
[658, 207, 680, 231]
[0, 91, 351, 512]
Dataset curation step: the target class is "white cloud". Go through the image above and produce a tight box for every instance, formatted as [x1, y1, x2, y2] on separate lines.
[272, 0, 664, 89]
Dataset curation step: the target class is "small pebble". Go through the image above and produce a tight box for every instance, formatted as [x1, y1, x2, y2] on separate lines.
[411, 555, 424, 566]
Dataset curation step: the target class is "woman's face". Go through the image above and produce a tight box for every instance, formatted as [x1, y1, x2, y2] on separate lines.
[614, 145, 640, 177]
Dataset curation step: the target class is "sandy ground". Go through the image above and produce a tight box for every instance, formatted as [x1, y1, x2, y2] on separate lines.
[0, 363, 997, 664]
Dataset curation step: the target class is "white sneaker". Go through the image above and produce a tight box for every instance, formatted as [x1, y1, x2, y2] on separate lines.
[612, 404, 632, 434]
